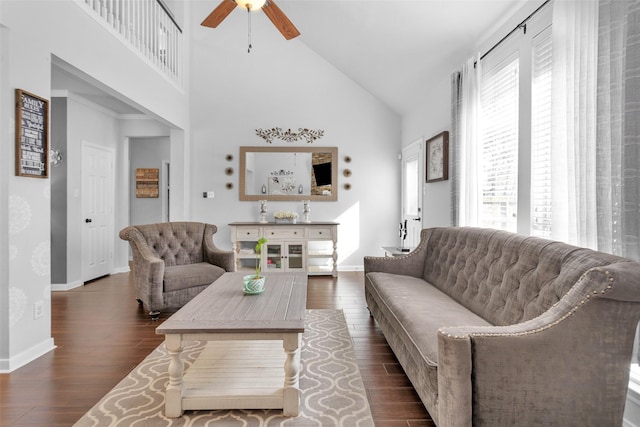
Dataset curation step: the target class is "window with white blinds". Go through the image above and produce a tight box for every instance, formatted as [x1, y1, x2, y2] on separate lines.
[472, 3, 552, 236]
[480, 55, 519, 232]
[531, 28, 553, 238]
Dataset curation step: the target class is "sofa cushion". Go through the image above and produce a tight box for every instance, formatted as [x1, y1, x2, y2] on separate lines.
[164, 263, 225, 292]
[366, 272, 491, 364]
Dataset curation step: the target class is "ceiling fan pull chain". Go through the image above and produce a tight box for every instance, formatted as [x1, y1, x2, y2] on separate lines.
[247, 6, 252, 53]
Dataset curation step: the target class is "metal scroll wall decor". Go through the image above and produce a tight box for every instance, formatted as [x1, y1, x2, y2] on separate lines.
[255, 127, 324, 144]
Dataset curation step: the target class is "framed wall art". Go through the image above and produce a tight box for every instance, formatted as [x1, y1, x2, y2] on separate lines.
[15, 89, 49, 178]
[426, 131, 449, 183]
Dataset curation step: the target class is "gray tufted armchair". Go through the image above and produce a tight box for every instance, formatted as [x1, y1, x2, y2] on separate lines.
[119, 221, 235, 320]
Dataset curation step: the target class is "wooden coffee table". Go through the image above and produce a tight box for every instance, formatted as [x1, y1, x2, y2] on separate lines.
[156, 272, 307, 417]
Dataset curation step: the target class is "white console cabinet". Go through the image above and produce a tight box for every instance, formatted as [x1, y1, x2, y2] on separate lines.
[229, 222, 338, 277]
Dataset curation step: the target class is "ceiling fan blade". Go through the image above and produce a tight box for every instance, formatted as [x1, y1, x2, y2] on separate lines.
[262, 0, 300, 40]
[201, 0, 237, 28]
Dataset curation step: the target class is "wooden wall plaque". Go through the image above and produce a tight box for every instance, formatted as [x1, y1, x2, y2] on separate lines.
[136, 168, 159, 198]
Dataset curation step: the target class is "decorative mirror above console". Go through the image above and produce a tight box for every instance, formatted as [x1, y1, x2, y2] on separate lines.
[239, 146, 338, 201]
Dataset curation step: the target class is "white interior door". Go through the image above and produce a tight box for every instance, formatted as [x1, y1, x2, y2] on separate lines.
[82, 143, 114, 281]
[401, 138, 424, 249]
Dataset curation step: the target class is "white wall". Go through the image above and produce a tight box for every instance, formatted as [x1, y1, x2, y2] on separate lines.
[129, 137, 171, 225]
[0, 0, 188, 371]
[51, 98, 68, 285]
[401, 74, 453, 229]
[188, 2, 401, 266]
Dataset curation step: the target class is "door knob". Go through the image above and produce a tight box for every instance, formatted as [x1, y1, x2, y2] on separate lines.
[85, 218, 92, 223]
[413, 217, 421, 221]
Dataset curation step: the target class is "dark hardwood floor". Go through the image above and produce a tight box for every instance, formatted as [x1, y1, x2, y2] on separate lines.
[0, 271, 433, 426]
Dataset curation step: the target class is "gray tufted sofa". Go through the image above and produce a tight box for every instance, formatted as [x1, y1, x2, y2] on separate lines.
[119, 222, 235, 319]
[364, 226, 640, 426]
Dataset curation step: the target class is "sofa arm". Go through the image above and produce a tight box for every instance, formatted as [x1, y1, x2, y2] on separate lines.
[364, 228, 432, 278]
[437, 332, 472, 427]
[119, 226, 165, 311]
[203, 223, 236, 272]
[436, 264, 640, 426]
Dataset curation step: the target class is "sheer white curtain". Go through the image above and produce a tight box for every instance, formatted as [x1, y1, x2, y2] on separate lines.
[550, 0, 599, 249]
[596, 0, 640, 261]
[537, 0, 640, 257]
[451, 56, 481, 227]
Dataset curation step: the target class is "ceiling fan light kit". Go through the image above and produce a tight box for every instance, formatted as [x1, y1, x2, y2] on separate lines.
[201, 0, 300, 52]
[235, 0, 266, 11]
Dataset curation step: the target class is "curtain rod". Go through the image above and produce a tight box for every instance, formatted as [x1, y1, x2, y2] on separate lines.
[476, 0, 551, 64]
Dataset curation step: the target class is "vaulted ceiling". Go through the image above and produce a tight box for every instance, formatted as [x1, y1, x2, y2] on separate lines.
[279, 0, 527, 115]
[53, 0, 528, 117]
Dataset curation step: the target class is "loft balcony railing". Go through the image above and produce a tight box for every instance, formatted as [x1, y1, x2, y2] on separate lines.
[76, 0, 183, 87]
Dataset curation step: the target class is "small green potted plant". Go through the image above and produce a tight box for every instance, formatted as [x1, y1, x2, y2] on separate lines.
[243, 237, 267, 294]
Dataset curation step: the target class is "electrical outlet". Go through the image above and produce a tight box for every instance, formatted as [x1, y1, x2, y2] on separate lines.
[34, 300, 44, 319]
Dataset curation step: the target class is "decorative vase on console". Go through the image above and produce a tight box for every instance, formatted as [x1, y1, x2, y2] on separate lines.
[243, 237, 267, 294]
[302, 200, 311, 223]
[259, 200, 268, 224]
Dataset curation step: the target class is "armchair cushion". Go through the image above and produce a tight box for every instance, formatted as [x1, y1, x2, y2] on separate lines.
[163, 262, 225, 293]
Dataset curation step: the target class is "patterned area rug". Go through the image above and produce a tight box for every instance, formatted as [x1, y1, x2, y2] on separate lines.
[74, 309, 374, 426]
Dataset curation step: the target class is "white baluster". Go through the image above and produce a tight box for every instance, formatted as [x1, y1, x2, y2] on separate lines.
[142, 0, 150, 58]
[136, 0, 141, 49]
[165, 18, 170, 73]
[128, 0, 133, 42]
[113, 0, 119, 32]
[141, 0, 146, 54]
[163, 13, 168, 69]
[161, 8, 166, 67]
[171, 26, 176, 76]
[129, 0, 134, 45]
[121, 0, 127, 35]
[176, 27, 180, 76]
[107, 0, 113, 25]
[152, 0, 157, 63]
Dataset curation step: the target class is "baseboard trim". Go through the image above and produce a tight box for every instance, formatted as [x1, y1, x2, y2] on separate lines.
[337, 264, 364, 272]
[52, 267, 131, 292]
[51, 280, 83, 291]
[0, 338, 56, 373]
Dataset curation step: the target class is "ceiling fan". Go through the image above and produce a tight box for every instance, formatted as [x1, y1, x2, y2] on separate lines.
[201, 0, 300, 41]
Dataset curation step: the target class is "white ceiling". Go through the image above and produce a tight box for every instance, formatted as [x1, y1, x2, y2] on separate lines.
[52, 0, 528, 117]
[279, 0, 527, 115]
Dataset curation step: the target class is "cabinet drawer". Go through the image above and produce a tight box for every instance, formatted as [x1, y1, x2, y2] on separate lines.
[265, 227, 304, 239]
[236, 228, 260, 239]
[308, 227, 333, 239]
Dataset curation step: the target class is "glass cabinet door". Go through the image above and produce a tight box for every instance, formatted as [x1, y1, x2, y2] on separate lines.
[265, 243, 283, 270]
[264, 242, 305, 271]
[286, 243, 305, 271]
